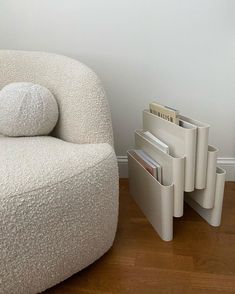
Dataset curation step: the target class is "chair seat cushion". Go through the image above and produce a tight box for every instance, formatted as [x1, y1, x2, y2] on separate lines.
[0, 136, 118, 294]
[0, 136, 113, 197]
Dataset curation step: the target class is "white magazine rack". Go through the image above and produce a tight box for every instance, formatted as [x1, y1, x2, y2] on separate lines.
[128, 110, 226, 241]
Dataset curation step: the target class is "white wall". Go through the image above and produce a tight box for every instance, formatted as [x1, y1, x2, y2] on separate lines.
[0, 0, 234, 164]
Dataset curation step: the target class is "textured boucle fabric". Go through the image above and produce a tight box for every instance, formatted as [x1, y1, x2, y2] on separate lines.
[0, 50, 114, 146]
[0, 50, 118, 294]
[0, 136, 119, 294]
[0, 82, 58, 136]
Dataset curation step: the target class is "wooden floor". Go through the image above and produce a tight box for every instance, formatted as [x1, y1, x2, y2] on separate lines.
[45, 180, 235, 294]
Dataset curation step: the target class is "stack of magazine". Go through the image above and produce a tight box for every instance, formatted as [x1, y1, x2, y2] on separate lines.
[130, 101, 179, 183]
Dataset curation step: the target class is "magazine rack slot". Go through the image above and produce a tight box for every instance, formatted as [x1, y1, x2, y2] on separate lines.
[185, 145, 218, 209]
[135, 130, 185, 217]
[143, 110, 197, 192]
[180, 115, 209, 189]
[185, 167, 226, 226]
[128, 151, 174, 241]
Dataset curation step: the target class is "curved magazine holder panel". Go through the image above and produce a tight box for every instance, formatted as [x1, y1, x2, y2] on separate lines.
[185, 167, 226, 226]
[128, 151, 174, 241]
[143, 110, 197, 192]
[185, 145, 218, 209]
[180, 115, 210, 189]
[135, 130, 185, 217]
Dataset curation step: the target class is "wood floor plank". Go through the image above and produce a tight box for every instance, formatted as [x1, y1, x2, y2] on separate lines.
[44, 180, 235, 294]
[191, 272, 235, 292]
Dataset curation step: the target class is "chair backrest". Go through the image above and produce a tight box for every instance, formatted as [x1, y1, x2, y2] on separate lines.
[0, 50, 114, 146]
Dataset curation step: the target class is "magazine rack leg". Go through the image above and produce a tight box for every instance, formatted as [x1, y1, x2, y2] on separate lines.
[185, 167, 226, 226]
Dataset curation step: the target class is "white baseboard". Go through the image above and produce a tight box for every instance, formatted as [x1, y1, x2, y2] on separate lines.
[117, 156, 235, 181]
[117, 156, 129, 178]
[217, 157, 235, 181]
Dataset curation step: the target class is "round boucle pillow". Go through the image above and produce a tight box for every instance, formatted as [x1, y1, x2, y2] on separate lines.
[0, 82, 59, 137]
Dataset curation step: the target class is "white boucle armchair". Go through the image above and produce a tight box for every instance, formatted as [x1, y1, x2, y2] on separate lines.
[0, 50, 119, 294]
